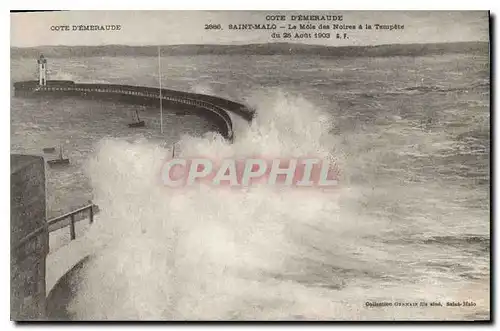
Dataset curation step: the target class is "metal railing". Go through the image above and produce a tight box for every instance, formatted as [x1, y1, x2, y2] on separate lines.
[14, 202, 98, 250]
[47, 203, 98, 240]
[38, 86, 233, 125]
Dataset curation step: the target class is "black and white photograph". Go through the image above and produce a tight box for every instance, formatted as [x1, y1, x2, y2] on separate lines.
[10, 10, 490, 321]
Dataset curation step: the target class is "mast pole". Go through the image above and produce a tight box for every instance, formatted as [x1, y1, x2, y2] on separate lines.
[158, 46, 163, 134]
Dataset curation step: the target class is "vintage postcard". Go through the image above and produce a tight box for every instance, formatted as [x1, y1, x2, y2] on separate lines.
[10, 10, 490, 321]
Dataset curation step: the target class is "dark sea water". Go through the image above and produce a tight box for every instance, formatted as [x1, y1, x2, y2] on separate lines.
[11, 52, 490, 320]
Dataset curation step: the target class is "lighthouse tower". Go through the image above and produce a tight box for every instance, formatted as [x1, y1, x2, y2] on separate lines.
[37, 55, 47, 86]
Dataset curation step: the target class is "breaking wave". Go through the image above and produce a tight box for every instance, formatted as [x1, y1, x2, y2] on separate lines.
[68, 90, 488, 320]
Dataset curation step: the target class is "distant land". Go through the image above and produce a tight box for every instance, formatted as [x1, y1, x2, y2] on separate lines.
[11, 42, 489, 59]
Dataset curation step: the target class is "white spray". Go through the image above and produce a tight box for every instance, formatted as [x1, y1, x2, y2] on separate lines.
[69, 90, 480, 320]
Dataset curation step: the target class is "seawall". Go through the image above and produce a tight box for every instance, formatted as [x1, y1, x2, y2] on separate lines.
[13, 80, 255, 141]
[11, 155, 49, 320]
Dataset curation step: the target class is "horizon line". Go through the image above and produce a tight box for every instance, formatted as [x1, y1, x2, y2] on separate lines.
[10, 40, 489, 49]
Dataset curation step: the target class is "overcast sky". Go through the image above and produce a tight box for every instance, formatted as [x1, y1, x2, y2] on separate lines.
[11, 10, 489, 47]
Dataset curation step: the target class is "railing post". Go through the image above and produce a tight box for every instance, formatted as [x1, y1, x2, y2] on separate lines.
[69, 215, 76, 240]
[89, 205, 94, 224]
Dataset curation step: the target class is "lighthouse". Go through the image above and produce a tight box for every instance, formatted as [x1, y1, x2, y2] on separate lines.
[37, 55, 47, 86]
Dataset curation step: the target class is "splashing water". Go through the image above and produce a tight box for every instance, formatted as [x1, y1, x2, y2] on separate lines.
[68, 91, 488, 320]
